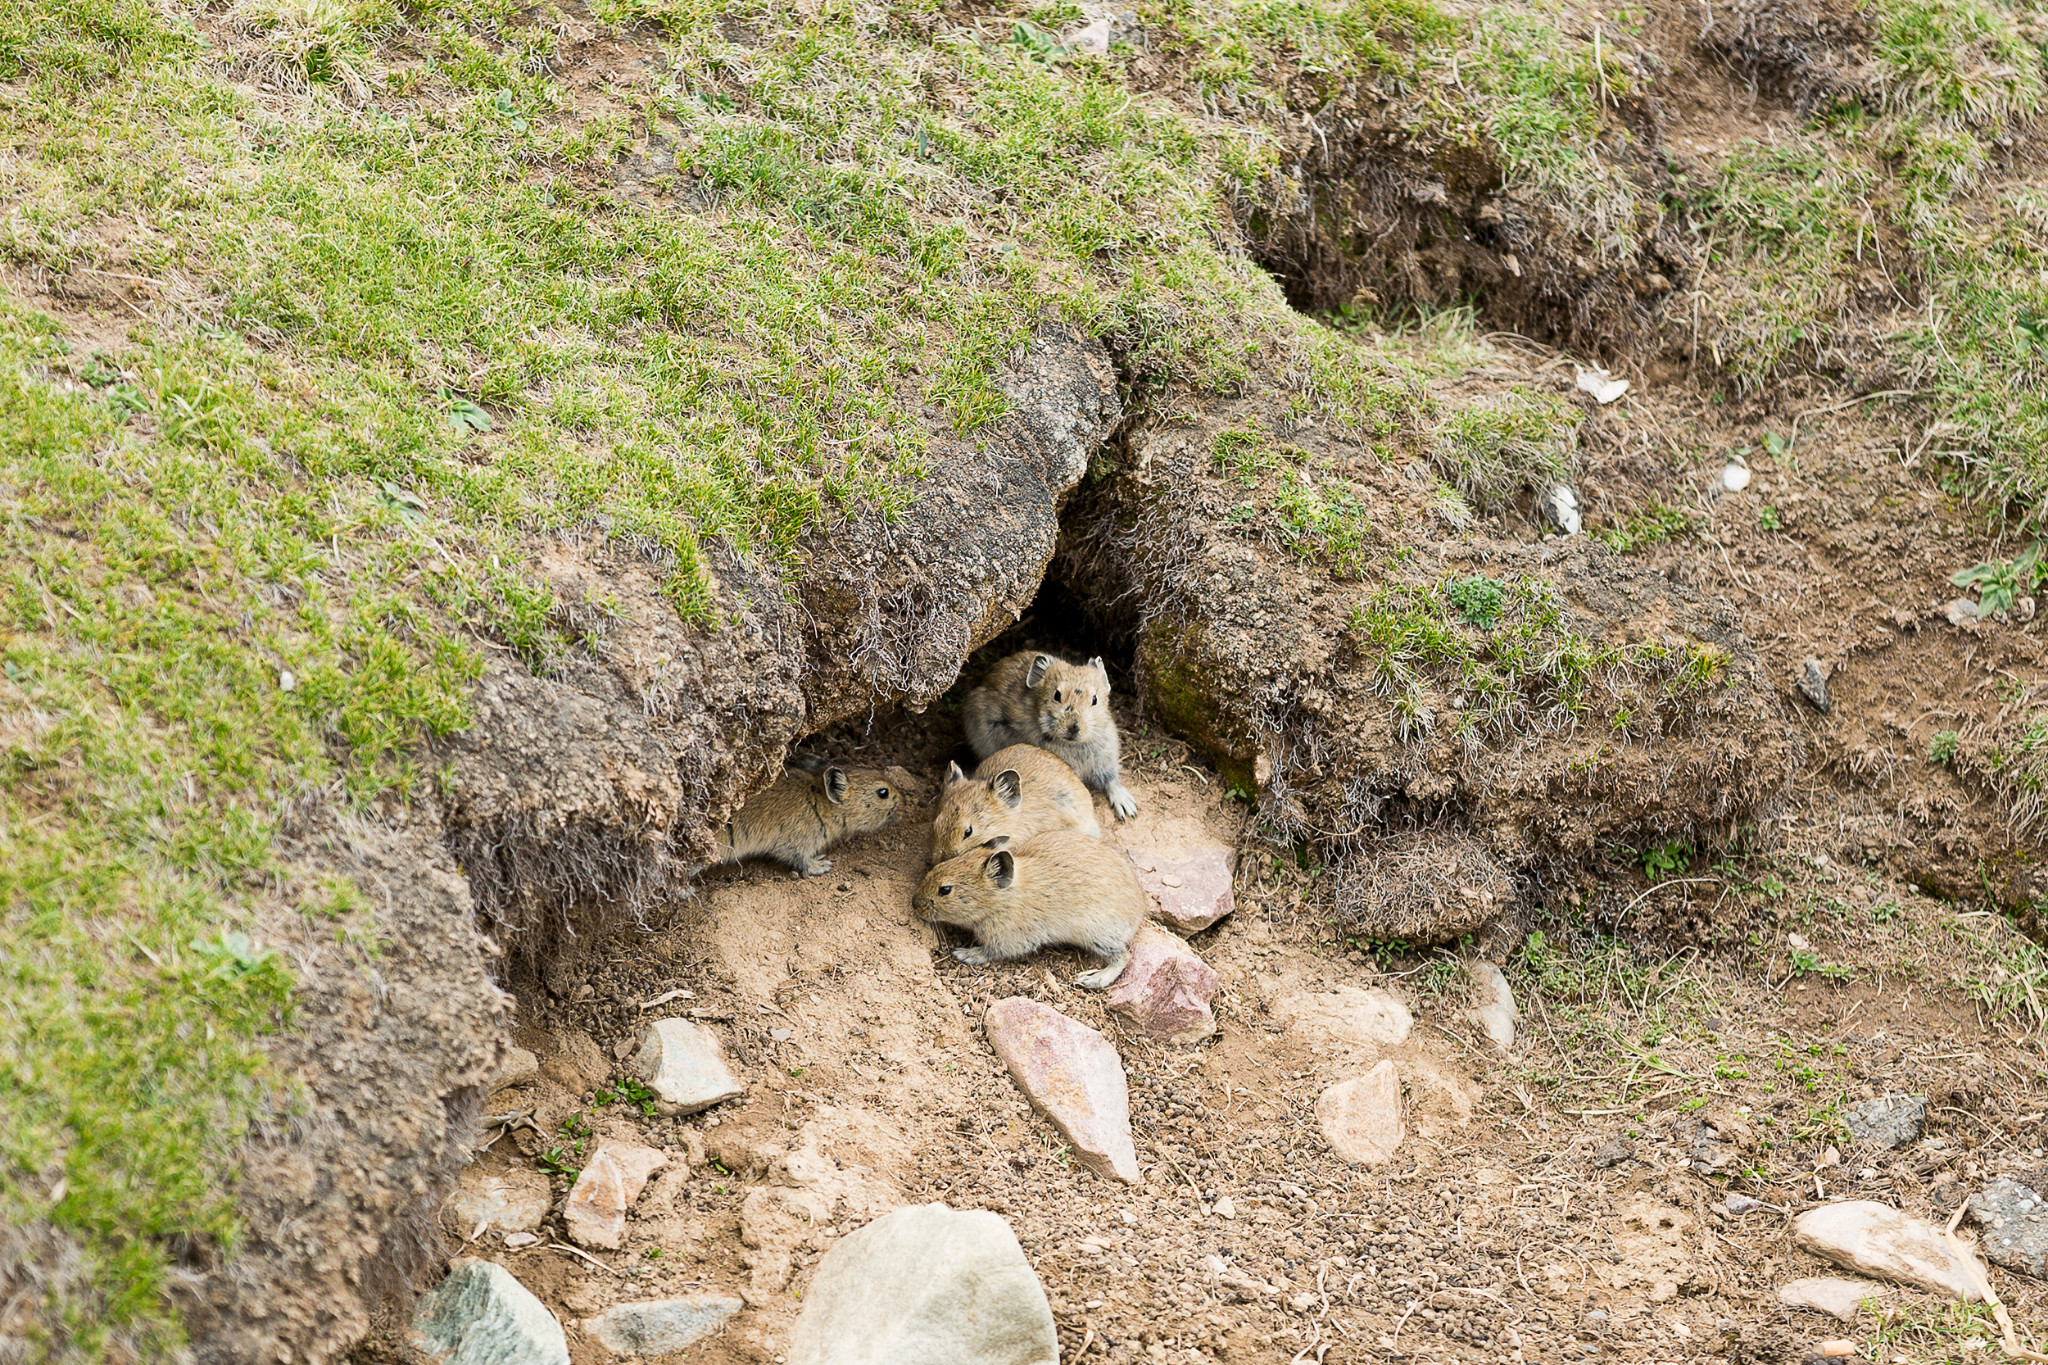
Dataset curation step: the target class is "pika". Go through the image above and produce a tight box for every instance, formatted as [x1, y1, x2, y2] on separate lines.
[714, 762, 901, 877]
[931, 744, 1101, 863]
[960, 651, 1138, 820]
[912, 830, 1147, 988]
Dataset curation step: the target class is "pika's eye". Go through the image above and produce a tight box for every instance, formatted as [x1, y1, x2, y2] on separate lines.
[964, 825, 974, 837]
[1091, 694, 1099, 706]
[876, 786, 890, 799]
[1053, 688, 1063, 702]
[939, 884, 953, 896]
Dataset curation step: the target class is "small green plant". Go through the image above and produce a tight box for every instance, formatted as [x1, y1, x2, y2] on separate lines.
[1951, 543, 2046, 615]
[1593, 503, 1695, 552]
[1789, 948, 1857, 981]
[1761, 430, 1790, 459]
[645, 1247, 665, 1259]
[1636, 840, 1692, 883]
[1758, 505, 1782, 531]
[442, 389, 491, 433]
[1444, 574, 1505, 627]
[1929, 729, 1961, 764]
[594, 1078, 660, 1117]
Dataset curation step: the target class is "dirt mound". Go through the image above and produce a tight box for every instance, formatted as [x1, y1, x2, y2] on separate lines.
[1058, 387, 1799, 942]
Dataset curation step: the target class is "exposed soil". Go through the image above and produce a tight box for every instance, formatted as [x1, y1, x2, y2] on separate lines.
[347, 625, 2048, 1365]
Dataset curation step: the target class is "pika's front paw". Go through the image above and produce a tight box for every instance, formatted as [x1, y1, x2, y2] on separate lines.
[952, 946, 990, 965]
[1107, 785, 1138, 820]
[800, 857, 834, 877]
[1073, 967, 1120, 990]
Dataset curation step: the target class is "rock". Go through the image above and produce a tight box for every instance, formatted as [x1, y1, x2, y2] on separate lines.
[1968, 1177, 2048, 1278]
[629, 1018, 744, 1116]
[982, 998, 1139, 1184]
[1213, 1196, 1236, 1219]
[494, 1046, 540, 1092]
[1778, 1276, 1889, 1322]
[1946, 597, 1981, 626]
[1105, 924, 1220, 1042]
[1542, 483, 1583, 535]
[410, 1261, 569, 1365]
[1067, 15, 1110, 54]
[1720, 461, 1752, 493]
[1725, 1194, 1760, 1215]
[447, 1165, 551, 1235]
[1316, 1060, 1403, 1165]
[564, 1143, 669, 1250]
[1119, 821, 1236, 932]
[788, 1204, 1058, 1365]
[1816, 1341, 1855, 1358]
[586, 1297, 744, 1356]
[1462, 960, 1517, 1051]
[539, 1027, 611, 1094]
[1843, 1093, 1926, 1151]
[1590, 1137, 1633, 1169]
[1574, 367, 1629, 405]
[1791, 1200, 1987, 1298]
[1277, 986, 1413, 1055]
[1797, 658, 1831, 713]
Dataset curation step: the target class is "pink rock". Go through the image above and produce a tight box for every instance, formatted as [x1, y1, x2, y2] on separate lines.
[1107, 924, 1220, 1042]
[1317, 1060, 1403, 1165]
[564, 1142, 669, 1249]
[1120, 822, 1235, 932]
[983, 998, 1140, 1184]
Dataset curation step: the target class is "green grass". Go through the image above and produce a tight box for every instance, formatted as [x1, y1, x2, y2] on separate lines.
[1593, 502, 1696, 553]
[1147, 0, 1644, 252]
[1348, 574, 1726, 744]
[1428, 389, 1576, 508]
[0, 0, 1475, 1344]
[1689, 138, 1875, 382]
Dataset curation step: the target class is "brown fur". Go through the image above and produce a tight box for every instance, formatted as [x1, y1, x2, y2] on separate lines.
[960, 650, 1137, 820]
[911, 830, 1147, 988]
[715, 764, 901, 877]
[930, 745, 1100, 864]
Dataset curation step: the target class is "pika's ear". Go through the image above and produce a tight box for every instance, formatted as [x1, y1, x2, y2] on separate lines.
[984, 847, 1016, 889]
[1088, 656, 1110, 692]
[1024, 653, 1052, 689]
[824, 766, 849, 804]
[991, 769, 1023, 809]
[944, 760, 967, 786]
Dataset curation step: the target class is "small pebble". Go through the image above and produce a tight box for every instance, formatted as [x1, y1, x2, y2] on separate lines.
[1120, 1208, 1138, 1226]
[1213, 1197, 1236, 1219]
[1726, 1195, 1760, 1215]
[769, 1028, 792, 1042]
[1721, 463, 1753, 493]
[504, 1231, 539, 1248]
[1817, 1340, 1855, 1358]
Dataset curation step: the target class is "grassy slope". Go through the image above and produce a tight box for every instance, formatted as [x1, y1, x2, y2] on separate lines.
[0, 0, 1554, 1349]
[1681, 0, 2048, 509]
[9, 0, 2031, 1352]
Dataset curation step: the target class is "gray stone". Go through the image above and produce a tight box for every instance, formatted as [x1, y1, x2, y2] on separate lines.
[629, 1018, 744, 1116]
[1792, 1200, 1987, 1299]
[447, 1165, 551, 1234]
[586, 1297, 743, 1355]
[1725, 1194, 1759, 1215]
[1797, 658, 1831, 712]
[410, 1261, 569, 1365]
[1969, 1178, 2048, 1278]
[1589, 1138, 1633, 1170]
[1462, 960, 1517, 1051]
[1844, 1093, 1926, 1150]
[788, 1204, 1057, 1365]
[983, 999, 1139, 1184]
[1316, 1060, 1403, 1165]
[1778, 1276, 1889, 1322]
